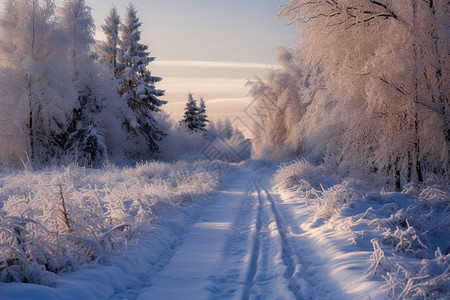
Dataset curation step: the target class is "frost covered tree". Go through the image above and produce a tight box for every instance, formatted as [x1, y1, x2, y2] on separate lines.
[250, 0, 448, 187]
[281, 0, 448, 187]
[58, 0, 107, 165]
[118, 4, 166, 157]
[97, 7, 122, 78]
[0, 0, 76, 165]
[197, 97, 209, 132]
[181, 93, 202, 132]
[248, 47, 307, 158]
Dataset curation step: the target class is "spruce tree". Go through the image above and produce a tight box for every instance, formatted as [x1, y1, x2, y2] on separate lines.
[59, 0, 106, 165]
[197, 97, 209, 132]
[118, 4, 166, 156]
[181, 93, 201, 132]
[97, 7, 122, 78]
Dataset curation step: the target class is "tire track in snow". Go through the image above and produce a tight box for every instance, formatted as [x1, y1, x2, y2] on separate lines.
[255, 178, 301, 299]
[259, 178, 346, 299]
[242, 178, 264, 300]
[205, 176, 255, 298]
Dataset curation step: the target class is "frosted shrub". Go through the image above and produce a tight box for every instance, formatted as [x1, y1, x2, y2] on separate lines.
[383, 220, 429, 258]
[419, 186, 450, 202]
[273, 159, 326, 189]
[313, 184, 359, 219]
[0, 161, 220, 284]
[0, 217, 57, 285]
[364, 238, 394, 277]
[275, 159, 449, 298]
[380, 191, 449, 259]
[384, 249, 450, 299]
[402, 183, 422, 197]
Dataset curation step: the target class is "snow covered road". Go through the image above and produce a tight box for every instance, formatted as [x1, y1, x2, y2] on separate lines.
[112, 164, 382, 299]
[0, 163, 384, 299]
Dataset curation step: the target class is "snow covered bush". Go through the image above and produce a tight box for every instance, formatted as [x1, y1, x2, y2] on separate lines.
[274, 160, 450, 298]
[273, 159, 327, 190]
[383, 248, 449, 299]
[0, 161, 220, 284]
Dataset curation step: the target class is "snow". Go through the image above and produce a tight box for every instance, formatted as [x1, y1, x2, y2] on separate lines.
[0, 160, 448, 299]
[273, 159, 449, 299]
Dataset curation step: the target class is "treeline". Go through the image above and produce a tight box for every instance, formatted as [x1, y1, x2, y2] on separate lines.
[250, 0, 448, 189]
[0, 0, 251, 167]
[0, 0, 165, 166]
[0, 0, 166, 166]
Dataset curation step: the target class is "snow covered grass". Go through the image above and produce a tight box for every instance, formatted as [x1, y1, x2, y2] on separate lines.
[0, 160, 222, 285]
[274, 159, 450, 299]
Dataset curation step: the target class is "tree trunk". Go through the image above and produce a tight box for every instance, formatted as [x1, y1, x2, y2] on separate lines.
[394, 157, 401, 191]
[29, 98, 34, 162]
[410, 0, 423, 184]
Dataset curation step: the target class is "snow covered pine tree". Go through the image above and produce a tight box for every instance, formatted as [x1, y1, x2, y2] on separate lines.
[58, 0, 107, 165]
[97, 6, 121, 79]
[181, 93, 203, 133]
[197, 97, 209, 132]
[118, 4, 166, 158]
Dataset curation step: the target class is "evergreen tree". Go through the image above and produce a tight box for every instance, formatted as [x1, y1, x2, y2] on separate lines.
[118, 4, 166, 156]
[181, 93, 201, 132]
[59, 0, 106, 165]
[97, 7, 122, 78]
[197, 97, 209, 132]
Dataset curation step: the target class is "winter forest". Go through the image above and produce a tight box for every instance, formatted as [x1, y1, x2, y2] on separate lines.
[0, 0, 250, 166]
[0, 0, 448, 299]
[250, 1, 449, 189]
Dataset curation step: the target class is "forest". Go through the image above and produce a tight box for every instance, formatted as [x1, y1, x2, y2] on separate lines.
[0, 0, 447, 191]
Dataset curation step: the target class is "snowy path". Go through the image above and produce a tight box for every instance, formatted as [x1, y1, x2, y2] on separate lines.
[111, 165, 360, 300]
[0, 164, 384, 300]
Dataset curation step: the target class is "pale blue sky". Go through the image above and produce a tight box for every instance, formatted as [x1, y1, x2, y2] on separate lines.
[87, 0, 297, 64]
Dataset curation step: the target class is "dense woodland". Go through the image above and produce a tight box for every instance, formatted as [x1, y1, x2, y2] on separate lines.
[250, 0, 448, 189]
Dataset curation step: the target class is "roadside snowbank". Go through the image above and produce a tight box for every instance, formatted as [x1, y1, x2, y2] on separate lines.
[0, 161, 223, 287]
[274, 159, 450, 299]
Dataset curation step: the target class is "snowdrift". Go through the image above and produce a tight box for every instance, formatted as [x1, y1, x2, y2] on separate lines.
[274, 159, 450, 299]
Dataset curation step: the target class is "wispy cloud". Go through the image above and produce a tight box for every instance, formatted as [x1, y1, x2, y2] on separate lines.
[153, 60, 280, 69]
[160, 77, 248, 95]
[165, 96, 250, 104]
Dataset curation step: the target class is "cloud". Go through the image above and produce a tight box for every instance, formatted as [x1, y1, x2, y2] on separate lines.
[160, 77, 249, 97]
[165, 96, 250, 105]
[153, 60, 280, 69]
